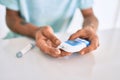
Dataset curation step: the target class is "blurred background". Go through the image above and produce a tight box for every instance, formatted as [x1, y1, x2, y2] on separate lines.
[0, 0, 120, 38]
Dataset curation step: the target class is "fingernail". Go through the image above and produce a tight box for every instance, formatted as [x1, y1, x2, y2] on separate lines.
[81, 52, 84, 55]
[55, 49, 61, 54]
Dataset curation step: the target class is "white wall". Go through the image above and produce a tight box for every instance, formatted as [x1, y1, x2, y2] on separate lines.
[115, 0, 120, 28]
[0, 5, 9, 38]
[67, 0, 120, 33]
[93, 0, 120, 30]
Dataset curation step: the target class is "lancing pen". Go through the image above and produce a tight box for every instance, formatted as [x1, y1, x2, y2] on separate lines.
[16, 42, 36, 58]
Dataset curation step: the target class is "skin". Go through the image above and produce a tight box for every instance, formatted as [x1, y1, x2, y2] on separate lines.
[6, 8, 99, 57]
[69, 8, 99, 55]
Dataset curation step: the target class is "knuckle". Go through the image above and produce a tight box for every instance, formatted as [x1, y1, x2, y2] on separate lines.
[81, 48, 90, 54]
[92, 46, 97, 50]
[52, 36, 57, 40]
[44, 26, 51, 30]
[87, 48, 92, 52]
[43, 48, 49, 54]
[61, 52, 71, 56]
[76, 29, 81, 33]
[50, 53, 60, 58]
[70, 34, 76, 39]
[71, 33, 76, 37]
[49, 52, 59, 57]
[90, 44, 98, 51]
[87, 47, 94, 52]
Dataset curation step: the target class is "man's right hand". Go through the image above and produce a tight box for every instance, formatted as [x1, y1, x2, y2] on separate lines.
[35, 26, 71, 57]
[35, 26, 61, 57]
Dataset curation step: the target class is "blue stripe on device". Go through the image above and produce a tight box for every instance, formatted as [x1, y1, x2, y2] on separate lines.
[65, 38, 90, 46]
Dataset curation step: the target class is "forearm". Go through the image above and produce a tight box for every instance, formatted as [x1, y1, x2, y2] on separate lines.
[6, 9, 39, 39]
[81, 8, 98, 32]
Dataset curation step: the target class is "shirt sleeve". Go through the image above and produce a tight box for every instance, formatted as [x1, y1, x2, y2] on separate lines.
[78, 0, 94, 9]
[0, 0, 19, 11]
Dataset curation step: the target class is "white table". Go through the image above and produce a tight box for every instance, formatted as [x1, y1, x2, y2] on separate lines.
[0, 29, 120, 80]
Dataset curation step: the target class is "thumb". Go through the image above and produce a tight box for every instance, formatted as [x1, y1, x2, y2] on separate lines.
[42, 26, 61, 45]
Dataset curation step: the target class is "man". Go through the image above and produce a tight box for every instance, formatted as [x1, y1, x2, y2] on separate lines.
[0, 0, 99, 57]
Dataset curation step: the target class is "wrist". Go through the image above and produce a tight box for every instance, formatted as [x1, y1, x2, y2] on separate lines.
[82, 26, 96, 33]
[33, 27, 41, 39]
[83, 24, 97, 32]
[82, 16, 98, 32]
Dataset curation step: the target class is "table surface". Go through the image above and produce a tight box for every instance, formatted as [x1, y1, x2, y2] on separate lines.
[0, 29, 120, 80]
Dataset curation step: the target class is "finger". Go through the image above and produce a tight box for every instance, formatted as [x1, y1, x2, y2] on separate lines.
[36, 39, 61, 57]
[46, 40, 57, 48]
[60, 50, 71, 57]
[79, 46, 95, 55]
[79, 37, 99, 55]
[42, 26, 61, 45]
[35, 30, 45, 41]
[69, 30, 86, 40]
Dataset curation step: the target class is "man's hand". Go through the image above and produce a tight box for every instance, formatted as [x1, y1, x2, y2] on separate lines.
[69, 27, 99, 55]
[35, 26, 71, 57]
[68, 8, 99, 55]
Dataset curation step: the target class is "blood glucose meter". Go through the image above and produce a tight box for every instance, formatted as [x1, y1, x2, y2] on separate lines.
[58, 38, 90, 53]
